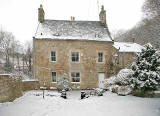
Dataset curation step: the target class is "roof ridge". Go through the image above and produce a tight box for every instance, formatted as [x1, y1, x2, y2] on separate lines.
[44, 19, 100, 22]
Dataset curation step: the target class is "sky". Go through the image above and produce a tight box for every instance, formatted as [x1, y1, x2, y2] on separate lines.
[0, 0, 144, 45]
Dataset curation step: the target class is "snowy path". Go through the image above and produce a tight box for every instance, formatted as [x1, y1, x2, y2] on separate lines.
[0, 90, 160, 116]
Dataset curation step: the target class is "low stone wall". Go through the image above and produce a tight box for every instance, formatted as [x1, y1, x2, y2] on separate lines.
[22, 80, 40, 91]
[0, 74, 23, 103]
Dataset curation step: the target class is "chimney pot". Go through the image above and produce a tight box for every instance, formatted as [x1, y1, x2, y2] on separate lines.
[71, 16, 75, 21]
[73, 17, 75, 21]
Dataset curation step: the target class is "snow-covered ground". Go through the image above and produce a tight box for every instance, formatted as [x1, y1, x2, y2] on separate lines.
[0, 90, 160, 116]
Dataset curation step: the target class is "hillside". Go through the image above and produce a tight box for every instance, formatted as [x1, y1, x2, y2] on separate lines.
[114, 0, 160, 49]
[114, 16, 160, 49]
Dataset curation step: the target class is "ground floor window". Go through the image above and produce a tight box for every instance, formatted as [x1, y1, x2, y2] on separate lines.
[51, 72, 56, 82]
[71, 72, 80, 83]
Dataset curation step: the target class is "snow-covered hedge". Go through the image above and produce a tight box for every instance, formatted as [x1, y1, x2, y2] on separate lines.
[104, 69, 134, 95]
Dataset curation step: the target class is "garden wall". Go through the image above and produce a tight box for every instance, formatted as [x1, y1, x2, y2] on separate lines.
[0, 74, 23, 103]
[22, 80, 40, 91]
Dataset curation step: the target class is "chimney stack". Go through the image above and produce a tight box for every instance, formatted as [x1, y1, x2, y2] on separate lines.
[38, 4, 45, 23]
[99, 5, 106, 26]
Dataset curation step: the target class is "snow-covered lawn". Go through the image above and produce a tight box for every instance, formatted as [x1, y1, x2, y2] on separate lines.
[0, 90, 160, 116]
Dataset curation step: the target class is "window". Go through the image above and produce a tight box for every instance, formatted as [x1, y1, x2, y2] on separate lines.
[71, 52, 79, 62]
[71, 72, 80, 83]
[51, 72, 56, 82]
[98, 52, 103, 62]
[51, 51, 56, 62]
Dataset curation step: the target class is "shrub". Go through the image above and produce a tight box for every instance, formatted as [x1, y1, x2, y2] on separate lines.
[104, 69, 134, 89]
[56, 74, 69, 91]
[132, 90, 154, 97]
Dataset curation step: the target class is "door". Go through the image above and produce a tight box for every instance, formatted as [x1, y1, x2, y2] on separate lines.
[98, 73, 105, 88]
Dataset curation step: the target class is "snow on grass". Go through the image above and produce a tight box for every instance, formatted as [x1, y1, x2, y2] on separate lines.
[0, 90, 160, 116]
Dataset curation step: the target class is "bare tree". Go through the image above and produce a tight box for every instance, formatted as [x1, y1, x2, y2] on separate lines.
[0, 30, 15, 72]
[23, 41, 33, 76]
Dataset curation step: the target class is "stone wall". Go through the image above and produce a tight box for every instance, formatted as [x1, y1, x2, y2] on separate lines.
[112, 52, 136, 75]
[118, 52, 135, 69]
[33, 39, 115, 89]
[0, 74, 23, 103]
[22, 80, 40, 91]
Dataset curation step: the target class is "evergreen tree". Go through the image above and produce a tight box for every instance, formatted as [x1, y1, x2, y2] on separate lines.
[131, 43, 160, 91]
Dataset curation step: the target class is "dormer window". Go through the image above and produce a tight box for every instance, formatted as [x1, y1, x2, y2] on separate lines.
[95, 33, 102, 38]
[52, 33, 60, 36]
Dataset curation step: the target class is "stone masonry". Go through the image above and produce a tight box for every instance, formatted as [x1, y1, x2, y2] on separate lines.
[33, 39, 115, 89]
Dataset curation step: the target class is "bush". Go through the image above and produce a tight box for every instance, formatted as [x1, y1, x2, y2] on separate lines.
[132, 90, 154, 97]
[56, 74, 69, 91]
[104, 69, 134, 89]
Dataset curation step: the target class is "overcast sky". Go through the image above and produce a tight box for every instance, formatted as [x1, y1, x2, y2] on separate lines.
[0, 0, 144, 44]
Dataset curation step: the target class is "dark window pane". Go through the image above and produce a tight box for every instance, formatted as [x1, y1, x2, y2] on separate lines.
[98, 52, 103, 62]
[71, 52, 79, 62]
[71, 72, 80, 82]
[52, 72, 56, 82]
[51, 51, 56, 61]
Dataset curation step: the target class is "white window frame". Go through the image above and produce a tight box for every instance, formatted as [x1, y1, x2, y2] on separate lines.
[71, 51, 80, 63]
[98, 52, 104, 63]
[51, 72, 57, 83]
[51, 51, 56, 62]
[70, 72, 81, 83]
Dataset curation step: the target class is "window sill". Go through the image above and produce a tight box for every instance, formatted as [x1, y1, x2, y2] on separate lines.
[97, 62, 104, 64]
[51, 82, 57, 83]
[50, 61, 56, 63]
[70, 62, 80, 63]
[71, 82, 80, 84]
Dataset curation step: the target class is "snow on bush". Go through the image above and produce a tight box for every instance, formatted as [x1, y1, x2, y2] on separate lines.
[131, 43, 160, 91]
[104, 69, 134, 89]
[117, 85, 133, 96]
[104, 69, 134, 95]
[57, 74, 69, 91]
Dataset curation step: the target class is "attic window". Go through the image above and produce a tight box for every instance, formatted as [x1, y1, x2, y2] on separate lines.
[95, 33, 101, 38]
[53, 33, 60, 36]
[124, 44, 130, 47]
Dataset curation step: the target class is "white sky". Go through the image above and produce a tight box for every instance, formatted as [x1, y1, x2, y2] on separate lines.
[0, 0, 144, 44]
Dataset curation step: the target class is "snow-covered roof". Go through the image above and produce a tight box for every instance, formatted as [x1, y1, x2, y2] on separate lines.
[113, 42, 144, 53]
[34, 20, 113, 41]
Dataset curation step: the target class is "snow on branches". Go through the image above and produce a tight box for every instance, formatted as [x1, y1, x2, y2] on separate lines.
[131, 43, 160, 91]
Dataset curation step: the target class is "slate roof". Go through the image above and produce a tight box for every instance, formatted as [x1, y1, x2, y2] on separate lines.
[113, 42, 144, 53]
[34, 20, 113, 41]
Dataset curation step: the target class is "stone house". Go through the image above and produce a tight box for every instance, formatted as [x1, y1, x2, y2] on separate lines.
[112, 42, 144, 74]
[33, 5, 142, 89]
